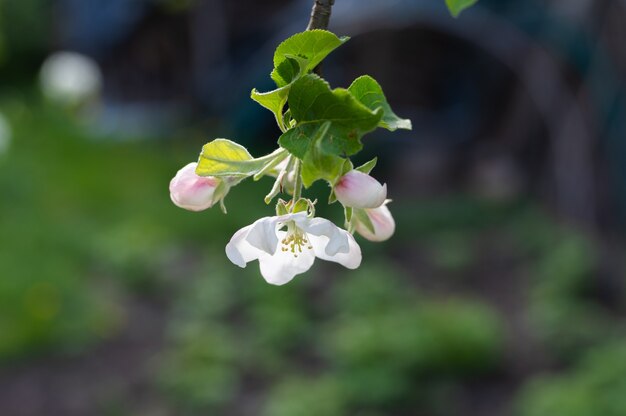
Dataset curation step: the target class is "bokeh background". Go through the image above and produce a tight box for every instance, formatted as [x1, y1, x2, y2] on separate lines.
[1, 0, 625, 415]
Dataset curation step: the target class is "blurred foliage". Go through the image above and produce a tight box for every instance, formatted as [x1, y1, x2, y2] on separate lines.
[263, 376, 347, 416]
[0, 89, 624, 415]
[0, 0, 50, 80]
[518, 215, 619, 361]
[516, 341, 626, 416]
[158, 257, 504, 415]
[0, 94, 261, 360]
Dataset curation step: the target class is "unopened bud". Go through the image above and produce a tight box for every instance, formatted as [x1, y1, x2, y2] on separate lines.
[169, 162, 221, 211]
[334, 170, 387, 208]
[354, 203, 395, 242]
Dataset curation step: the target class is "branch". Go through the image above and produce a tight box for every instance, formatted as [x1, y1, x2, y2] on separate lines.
[306, 0, 335, 31]
[306, 0, 335, 75]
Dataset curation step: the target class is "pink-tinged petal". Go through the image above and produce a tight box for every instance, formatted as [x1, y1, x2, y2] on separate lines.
[257, 232, 316, 285]
[309, 231, 362, 269]
[169, 162, 220, 211]
[298, 217, 349, 256]
[355, 204, 395, 242]
[225, 225, 262, 267]
[334, 170, 387, 209]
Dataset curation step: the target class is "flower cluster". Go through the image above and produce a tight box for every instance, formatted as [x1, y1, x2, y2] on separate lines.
[168, 30, 410, 285]
[169, 162, 394, 285]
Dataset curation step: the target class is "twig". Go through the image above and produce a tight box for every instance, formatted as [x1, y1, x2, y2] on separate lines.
[306, 0, 335, 31]
[306, 0, 335, 75]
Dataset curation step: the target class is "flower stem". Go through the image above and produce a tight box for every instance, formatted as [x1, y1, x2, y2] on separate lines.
[292, 159, 303, 202]
[276, 112, 287, 133]
[256, 147, 288, 164]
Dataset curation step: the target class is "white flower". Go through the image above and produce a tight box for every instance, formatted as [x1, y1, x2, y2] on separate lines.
[334, 170, 387, 209]
[170, 162, 222, 211]
[354, 203, 395, 242]
[226, 212, 362, 285]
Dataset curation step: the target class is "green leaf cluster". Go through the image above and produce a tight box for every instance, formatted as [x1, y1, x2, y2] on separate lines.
[252, 30, 411, 189]
[251, 30, 348, 132]
[195, 29, 412, 208]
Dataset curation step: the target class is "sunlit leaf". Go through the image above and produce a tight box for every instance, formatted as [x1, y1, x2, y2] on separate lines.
[348, 76, 412, 131]
[271, 30, 349, 87]
[197, 139, 264, 177]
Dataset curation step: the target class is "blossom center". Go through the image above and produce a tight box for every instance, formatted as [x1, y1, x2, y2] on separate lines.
[280, 223, 313, 257]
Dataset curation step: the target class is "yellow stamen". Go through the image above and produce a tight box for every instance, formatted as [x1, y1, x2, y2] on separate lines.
[280, 222, 313, 258]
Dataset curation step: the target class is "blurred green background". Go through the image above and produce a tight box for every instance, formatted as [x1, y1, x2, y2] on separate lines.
[0, 0, 625, 415]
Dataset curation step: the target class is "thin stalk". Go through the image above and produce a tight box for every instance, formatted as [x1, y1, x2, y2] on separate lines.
[255, 147, 288, 164]
[254, 149, 289, 180]
[292, 159, 303, 202]
[276, 112, 287, 133]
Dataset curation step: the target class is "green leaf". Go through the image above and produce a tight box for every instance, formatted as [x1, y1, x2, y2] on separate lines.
[273, 54, 309, 85]
[250, 86, 289, 127]
[278, 122, 346, 187]
[271, 30, 349, 87]
[355, 157, 377, 175]
[445, 0, 478, 17]
[280, 74, 383, 162]
[300, 146, 344, 188]
[196, 139, 266, 177]
[348, 76, 412, 131]
[353, 208, 375, 234]
[278, 124, 317, 160]
[299, 122, 346, 187]
[251, 56, 308, 130]
[278, 75, 384, 186]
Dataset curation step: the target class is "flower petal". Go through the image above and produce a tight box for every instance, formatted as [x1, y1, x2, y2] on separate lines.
[245, 216, 281, 255]
[225, 225, 262, 267]
[298, 217, 349, 256]
[281, 211, 308, 223]
[355, 204, 395, 242]
[309, 231, 362, 270]
[257, 232, 315, 285]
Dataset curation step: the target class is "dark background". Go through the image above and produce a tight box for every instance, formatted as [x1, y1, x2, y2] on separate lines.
[0, 0, 625, 415]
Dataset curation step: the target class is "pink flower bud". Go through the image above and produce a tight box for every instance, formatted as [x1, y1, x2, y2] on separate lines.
[169, 162, 220, 211]
[334, 170, 387, 208]
[354, 204, 395, 242]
